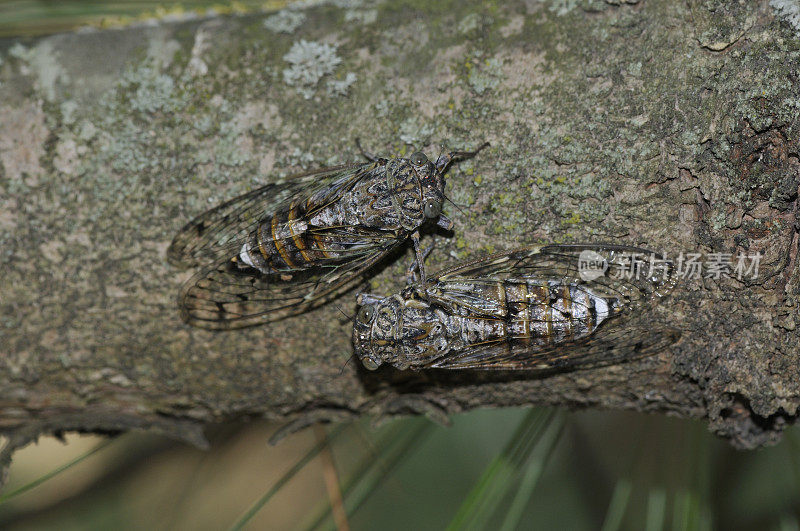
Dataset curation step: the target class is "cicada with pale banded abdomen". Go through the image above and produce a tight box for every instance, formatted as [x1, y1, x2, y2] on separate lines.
[168, 142, 488, 329]
[353, 244, 679, 371]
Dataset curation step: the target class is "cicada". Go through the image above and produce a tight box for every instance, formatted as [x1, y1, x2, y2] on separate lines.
[353, 244, 680, 371]
[168, 142, 488, 329]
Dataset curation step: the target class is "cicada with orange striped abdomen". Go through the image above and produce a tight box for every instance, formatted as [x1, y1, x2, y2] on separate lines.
[167, 142, 488, 329]
[353, 244, 680, 371]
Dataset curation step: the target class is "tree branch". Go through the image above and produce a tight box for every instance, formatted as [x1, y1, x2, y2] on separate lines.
[0, 0, 798, 470]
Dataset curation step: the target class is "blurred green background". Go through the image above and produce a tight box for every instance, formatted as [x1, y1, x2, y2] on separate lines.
[3, 409, 800, 530]
[2, 2, 799, 529]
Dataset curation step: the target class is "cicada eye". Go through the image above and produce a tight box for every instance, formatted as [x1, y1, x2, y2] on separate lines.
[357, 305, 375, 323]
[410, 151, 428, 166]
[361, 357, 381, 370]
[423, 198, 442, 218]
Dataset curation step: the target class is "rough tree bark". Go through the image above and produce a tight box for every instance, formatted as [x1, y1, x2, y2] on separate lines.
[1, 0, 799, 478]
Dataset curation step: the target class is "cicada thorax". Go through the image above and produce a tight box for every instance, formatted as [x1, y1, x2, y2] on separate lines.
[376, 158, 435, 231]
[356, 162, 408, 229]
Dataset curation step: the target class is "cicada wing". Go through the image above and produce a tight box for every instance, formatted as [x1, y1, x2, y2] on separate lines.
[419, 243, 680, 370]
[432, 244, 676, 313]
[425, 324, 681, 370]
[167, 163, 365, 268]
[179, 245, 395, 329]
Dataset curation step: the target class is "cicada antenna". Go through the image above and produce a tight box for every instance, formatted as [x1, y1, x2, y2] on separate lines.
[333, 302, 355, 324]
[443, 193, 466, 217]
[354, 138, 378, 162]
[340, 353, 358, 375]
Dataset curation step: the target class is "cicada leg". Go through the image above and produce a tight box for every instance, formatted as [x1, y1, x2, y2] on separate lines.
[407, 236, 434, 285]
[354, 138, 378, 162]
[434, 141, 490, 173]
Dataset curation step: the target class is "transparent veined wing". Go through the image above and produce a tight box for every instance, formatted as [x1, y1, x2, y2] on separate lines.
[167, 163, 364, 268]
[179, 246, 397, 329]
[420, 244, 679, 370]
[423, 324, 680, 370]
[429, 244, 676, 314]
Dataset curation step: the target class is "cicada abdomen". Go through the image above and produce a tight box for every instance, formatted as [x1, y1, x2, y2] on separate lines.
[168, 142, 488, 329]
[353, 244, 680, 371]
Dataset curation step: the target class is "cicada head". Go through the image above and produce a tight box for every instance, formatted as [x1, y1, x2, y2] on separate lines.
[409, 151, 449, 229]
[408, 143, 489, 232]
[353, 292, 449, 371]
[353, 293, 403, 370]
[384, 144, 489, 232]
[385, 151, 451, 232]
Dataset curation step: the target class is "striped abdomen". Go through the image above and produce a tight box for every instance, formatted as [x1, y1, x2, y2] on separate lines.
[448, 279, 619, 349]
[236, 199, 354, 273]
